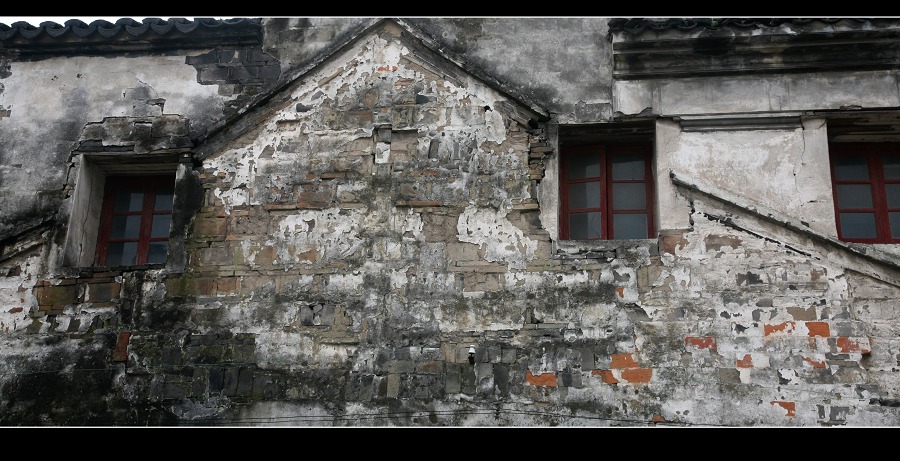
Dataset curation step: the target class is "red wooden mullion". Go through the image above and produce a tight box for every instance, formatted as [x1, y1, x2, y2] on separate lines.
[561, 145, 607, 240]
[606, 147, 655, 240]
[96, 176, 172, 266]
[134, 183, 158, 265]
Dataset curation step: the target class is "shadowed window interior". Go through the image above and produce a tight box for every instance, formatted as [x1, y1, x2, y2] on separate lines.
[560, 143, 655, 240]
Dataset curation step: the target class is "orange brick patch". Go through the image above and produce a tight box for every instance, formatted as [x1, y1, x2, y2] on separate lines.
[525, 370, 557, 387]
[836, 336, 871, 354]
[736, 354, 753, 368]
[685, 336, 717, 351]
[764, 322, 795, 336]
[112, 331, 131, 362]
[591, 369, 618, 384]
[803, 357, 827, 368]
[771, 400, 796, 417]
[805, 321, 830, 337]
[621, 368, 652, 383]
[610, 353, 639, 369]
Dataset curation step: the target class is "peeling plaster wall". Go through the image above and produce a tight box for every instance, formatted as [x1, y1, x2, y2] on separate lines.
[0, 53, 229, 239]
[1, 18, 900, 427]
[664, 126, 837, 236]
[613, 70, 900, 117]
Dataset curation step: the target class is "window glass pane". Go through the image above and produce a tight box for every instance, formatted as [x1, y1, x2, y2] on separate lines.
[568, 154, 600, 180]
[612, 183, 647, 210]
[110, 215, 142, 239]
[891, 212, 900, 239]
[147, 242, 168, 264]
[886, 184, 900, 208]
[883, 157, 900, 180]
[613, 214, 648, 239]
[114, 190, 144, 212]
[832, 156, 869, 180]
[839, 212, 877, 239]
[835, 184, 873, 209]
[569, 212, 602, 239]
[611, 154, 645, 180]
[151, 215, 171, 238]
[107, 242, 137, 266]
[155, 192, 174, 211]
[568, 182, 601, 209]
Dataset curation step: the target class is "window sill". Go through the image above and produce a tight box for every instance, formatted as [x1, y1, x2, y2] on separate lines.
[56, 263, 175, 279]
[553, 238, 659, 260]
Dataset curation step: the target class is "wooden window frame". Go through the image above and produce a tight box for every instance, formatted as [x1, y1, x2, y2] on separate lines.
[830, 142, 900, 244]
[95, 175, 175, 266]
[559, 143, 656, 240]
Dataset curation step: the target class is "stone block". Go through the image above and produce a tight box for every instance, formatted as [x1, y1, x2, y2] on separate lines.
[386, 373, 400, 398]
[445, 363, 462, 394]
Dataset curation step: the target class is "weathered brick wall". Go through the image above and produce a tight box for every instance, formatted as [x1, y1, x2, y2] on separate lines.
[1, 18, 899, 426]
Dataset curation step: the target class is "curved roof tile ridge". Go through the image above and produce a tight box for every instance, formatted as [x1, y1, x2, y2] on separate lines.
[0, 17, 262, 42]
[608, 17, 878, 35]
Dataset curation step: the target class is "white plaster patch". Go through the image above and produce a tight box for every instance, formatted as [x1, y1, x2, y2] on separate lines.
[272, 209, 364, 266]
[327, 272, 365, 294]
[456, 206, 536, 269]
[777, 368, 800, 385]
[388, 268, 410, 291]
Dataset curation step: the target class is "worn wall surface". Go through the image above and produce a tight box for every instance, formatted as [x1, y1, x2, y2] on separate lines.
[0, 17, 899, 426]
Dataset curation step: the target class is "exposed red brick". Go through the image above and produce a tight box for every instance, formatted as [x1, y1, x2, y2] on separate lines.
[651, 414, 666, 423]
[803, 357, 827, 368]
[771, 401, 795, 417]
[764, 322, 795, 336]
[216, 277, 238, 294]
[806, 321, 830, 337]
[615, 287, 624, 298]
[736, 354, 753, 368]
[83, 282, 122, 303]
[298, 247, 318, 262]
[525, 370, 557, 387]
[610, 353, 639, 369]
[591, 369, 619, 384]
[621, 368, 652, 383]
[112, 331, 131, 362]
[297, 191, 332, 209]
[7, 307, 23, 313]
[262, 204, 298, 211]
[836, 336, 871, 354]
[685, 336, 717, 351]
[253, 245, 276, 265]
[194, 217, 227, 236]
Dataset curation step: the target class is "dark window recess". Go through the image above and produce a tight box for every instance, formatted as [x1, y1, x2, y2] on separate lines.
[560, 144, 655, 240]
[830, 143, 900, 244]
[95, 175, 175, 266]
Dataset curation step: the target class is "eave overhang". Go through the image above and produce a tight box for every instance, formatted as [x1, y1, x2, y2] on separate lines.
[609, 18, 900, 80]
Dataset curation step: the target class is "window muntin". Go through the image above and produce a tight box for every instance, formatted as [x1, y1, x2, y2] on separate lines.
[830, 143, 900, 243]
[95, 175, 175, 266]
[560, 144, 655, 240]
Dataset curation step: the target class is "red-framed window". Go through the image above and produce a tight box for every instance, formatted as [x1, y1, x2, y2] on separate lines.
[95, 175, 175, 266]
[830, 143, 900, 243]
[560, 144, 655, 240]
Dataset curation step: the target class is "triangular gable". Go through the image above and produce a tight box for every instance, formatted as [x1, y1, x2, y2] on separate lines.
[194, 18, 550, 160]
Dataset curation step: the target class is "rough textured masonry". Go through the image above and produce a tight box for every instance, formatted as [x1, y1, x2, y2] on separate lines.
[0, 17, 899, 426]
